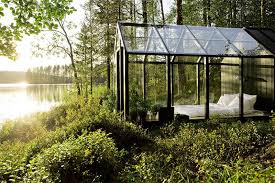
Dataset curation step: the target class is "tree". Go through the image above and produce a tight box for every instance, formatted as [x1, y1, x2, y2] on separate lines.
[142, 0, 148, 24]
[176, 0, 183, 25]
[0, 0, 75, 59]
[91, 0, 130, 89]
[159, 0, 165, 24]
[33, 18, 81, 95]
[261, 0, 267, 27]
[176, 0, 186, 96]
[57, 19, 81, 95]
[75, 0, 102, 95]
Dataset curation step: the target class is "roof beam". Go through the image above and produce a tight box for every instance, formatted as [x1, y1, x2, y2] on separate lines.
[153, 26, 170, 54]
[185, 25, 208, 54]
[175, 26, 186, 54]
[117, 22, 128, 52]
[215, 27, 243, 56]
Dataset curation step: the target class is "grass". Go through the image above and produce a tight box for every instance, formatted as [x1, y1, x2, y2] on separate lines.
[0, 91, 274, 182]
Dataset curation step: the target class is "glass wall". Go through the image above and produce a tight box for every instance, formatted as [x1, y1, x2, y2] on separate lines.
[172, 56, 205, 119]
[243, 57, 274, 112]
[210, 57, 240, 118]
[127, 54, 167, 121]
[173, 56, 200, 105]
[115, 23, 275, 121]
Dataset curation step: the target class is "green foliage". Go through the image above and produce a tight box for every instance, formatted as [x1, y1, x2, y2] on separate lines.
[0, 93, 152, 182]
[118, 151, 196, 183]
[0, 118, 47, 143]
[198, 159, 275, 182]
[162, 120, 275, 162]
[167, 0, 275, 29]
[119, 119, 275, 182]
[39, 104, 68, 130]
[102, 90, 116, 112]
[0, 94, 274, 182]
[24, 130, 122, 183]
[10, 92, 150, 164]
[0, 142, 28, 182]
[24, 108, 151, 163]
[129, 89, 151, 122]
[150, 103, 162, 115]
[0, 0, 76, 58]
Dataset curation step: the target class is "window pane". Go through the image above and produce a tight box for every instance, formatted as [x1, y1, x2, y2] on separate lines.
[121, 25, 168, 54]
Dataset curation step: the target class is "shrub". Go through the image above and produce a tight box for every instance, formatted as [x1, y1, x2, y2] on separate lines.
[24, 107, 152, 164]
[1, 92, 274, 182]
[0, 118, 47, 143]
[159, 120, 275, 162]
[102, 90, 116, 112]
[24, 130, 122, 183]
[0, 142, 28, 182]
[197, 159, 275, 182]
[39, 104, 68, 130]
[118, 148, 198, 183]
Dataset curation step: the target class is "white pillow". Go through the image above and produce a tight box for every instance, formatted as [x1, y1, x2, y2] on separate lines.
[217, 96, 227, 106]
[244, 94, 257, 110]
[228, 94, 257, 113]
[217, 94, 238, 106]
[228, 96, 239, 107]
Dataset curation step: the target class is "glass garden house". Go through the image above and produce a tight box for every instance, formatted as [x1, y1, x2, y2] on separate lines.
[114, 22, 275, 121]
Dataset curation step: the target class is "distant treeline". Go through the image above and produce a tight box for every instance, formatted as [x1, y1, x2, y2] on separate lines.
[0, 65, 73, 84]
[26, 65, 73, 84]
[0, 71, 26, 83]
[27, 64, 107, 85]
[0, 64, 107, 85]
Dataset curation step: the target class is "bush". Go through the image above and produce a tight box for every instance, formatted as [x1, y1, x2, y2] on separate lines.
[197, 159, 275, 182]
[102, 90, 116, 112]
[159, 120, 275, 162]
[118, 151, 196, 183]
[24, 104, 152, 164]
[123, 119, 275, 183]
[0, 93, 152, 182]
[0, 118, 47, 143]
[0, 92, 274, 182]
[24, 130, 122, 183]
[0, 142, 28, 182]
[39, 104, 68, 130]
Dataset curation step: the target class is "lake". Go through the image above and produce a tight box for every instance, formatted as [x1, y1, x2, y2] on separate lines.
[0, 83, 71, 123]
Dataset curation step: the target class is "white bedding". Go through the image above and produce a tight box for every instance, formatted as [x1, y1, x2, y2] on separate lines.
[174, 103, 264, 118]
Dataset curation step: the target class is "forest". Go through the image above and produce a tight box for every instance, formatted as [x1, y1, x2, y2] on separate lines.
[26, 65, 73, 84]
[27, 0, 275, 97]
[0, 0, 274, 182]
[0, 66, 72, 84]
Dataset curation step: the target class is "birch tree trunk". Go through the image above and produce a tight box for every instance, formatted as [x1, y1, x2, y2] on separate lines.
[57, 19, 81, 95]
[88, 0, 93, 95]
[106, 21, 111, 89]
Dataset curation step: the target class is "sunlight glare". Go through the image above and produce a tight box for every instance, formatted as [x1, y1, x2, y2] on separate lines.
[18, 81, 29, 88]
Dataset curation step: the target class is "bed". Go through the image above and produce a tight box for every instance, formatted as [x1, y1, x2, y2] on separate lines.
[174, 93, 266, 119]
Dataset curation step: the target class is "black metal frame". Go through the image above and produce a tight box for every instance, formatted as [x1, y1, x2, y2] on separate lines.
[240, 57, 244, 120]
[115, 22, 275, 121]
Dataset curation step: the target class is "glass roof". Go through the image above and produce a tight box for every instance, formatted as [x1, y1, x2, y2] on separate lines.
[120, 25, 168, 54]
[118, 23, 274, 57]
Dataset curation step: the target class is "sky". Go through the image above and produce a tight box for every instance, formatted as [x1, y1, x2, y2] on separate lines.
[0, 0, 173, 71]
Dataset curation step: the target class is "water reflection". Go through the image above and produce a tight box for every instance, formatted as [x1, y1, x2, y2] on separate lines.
[0, 84, 71, 123]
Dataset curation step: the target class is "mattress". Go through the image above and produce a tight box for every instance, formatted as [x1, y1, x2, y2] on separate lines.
[174, 103, 265, 118]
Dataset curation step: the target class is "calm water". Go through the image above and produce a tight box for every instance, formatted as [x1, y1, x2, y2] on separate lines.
[0, 83, 71, 123]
